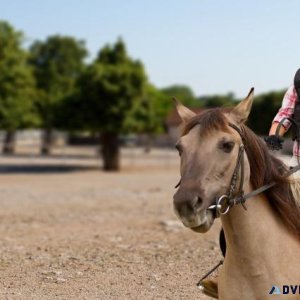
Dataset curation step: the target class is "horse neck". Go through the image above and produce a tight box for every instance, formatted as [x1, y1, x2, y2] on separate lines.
[221, 185, 298, 258]
[219, 188, 300, 300]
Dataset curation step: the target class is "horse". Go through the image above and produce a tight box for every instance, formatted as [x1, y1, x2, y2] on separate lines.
[173, 89, 300, 299]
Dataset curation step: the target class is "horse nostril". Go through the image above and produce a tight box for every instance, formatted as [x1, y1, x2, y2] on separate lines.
[196, 196, 203, 208]
[194, 196, 203, 210]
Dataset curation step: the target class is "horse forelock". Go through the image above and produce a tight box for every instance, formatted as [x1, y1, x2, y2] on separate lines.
[181, 108, 231, 137]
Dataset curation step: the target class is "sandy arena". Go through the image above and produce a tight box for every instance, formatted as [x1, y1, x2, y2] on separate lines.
[0, 147, 222, 299]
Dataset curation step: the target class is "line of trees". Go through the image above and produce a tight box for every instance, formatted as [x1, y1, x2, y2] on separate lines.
[0, 20, 285, 170]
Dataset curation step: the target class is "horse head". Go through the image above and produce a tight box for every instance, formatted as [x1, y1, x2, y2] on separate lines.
[173, 89, 254, 232]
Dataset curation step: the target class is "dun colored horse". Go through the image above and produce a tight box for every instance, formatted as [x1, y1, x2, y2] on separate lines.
[173, 89, 300, 299]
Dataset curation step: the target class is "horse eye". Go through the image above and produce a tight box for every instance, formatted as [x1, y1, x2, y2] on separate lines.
[175, 143, 183, 156]
[219, 141, 235, 153]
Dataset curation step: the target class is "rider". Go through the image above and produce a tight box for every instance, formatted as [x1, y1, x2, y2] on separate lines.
[265, 68, 300, 165]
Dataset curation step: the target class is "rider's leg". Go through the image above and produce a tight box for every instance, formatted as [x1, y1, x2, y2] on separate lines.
[200, 229, 226, 299]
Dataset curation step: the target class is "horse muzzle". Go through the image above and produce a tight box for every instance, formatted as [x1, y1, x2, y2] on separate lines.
[173, 197, 215, 232]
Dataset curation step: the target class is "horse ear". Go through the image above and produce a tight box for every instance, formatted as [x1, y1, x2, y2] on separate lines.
[230, 88, 254, 124]
[173, 98, 196, 123]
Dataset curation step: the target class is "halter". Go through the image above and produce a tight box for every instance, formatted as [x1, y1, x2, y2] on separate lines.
[207, 123, 247, 216]
[208, 120, 300, 217]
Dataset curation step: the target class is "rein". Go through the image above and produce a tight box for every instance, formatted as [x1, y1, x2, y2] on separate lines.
[208, 119, 300, 217]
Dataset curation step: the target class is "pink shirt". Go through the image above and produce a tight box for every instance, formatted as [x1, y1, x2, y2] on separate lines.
[273, 85, 299, 156]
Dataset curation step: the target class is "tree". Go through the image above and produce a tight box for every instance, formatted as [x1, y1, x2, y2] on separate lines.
[123, 84, 173, 152]
[29, 35, 87, 154]
[161, 84, 200, 107]
[68, 39, 147, 171]
[201, 92, 236, 108]
[0, 21, 38, 153]
[248, 90, 285, 134]
[124, 84, 170, 134]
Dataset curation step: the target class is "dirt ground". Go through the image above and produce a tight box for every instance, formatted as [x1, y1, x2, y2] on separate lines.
[0, 147, 222, 300]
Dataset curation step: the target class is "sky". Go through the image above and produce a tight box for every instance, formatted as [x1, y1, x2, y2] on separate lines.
[2, 0, 300, 98]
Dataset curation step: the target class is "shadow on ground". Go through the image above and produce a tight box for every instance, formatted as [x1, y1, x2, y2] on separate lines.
[0, 153, 98, 160]
[0, 164, 101, 174]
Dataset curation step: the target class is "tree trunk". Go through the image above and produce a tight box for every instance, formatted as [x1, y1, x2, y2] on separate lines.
[144, 133, 154, 153]
[101, 132, 120, 171]
[2, 130, 16, 154]
[41, 129, 53, 155]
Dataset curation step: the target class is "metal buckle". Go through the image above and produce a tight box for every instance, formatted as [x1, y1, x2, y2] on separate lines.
[207, 204, 222, 210]
[217, 195, 230, 215]
[207, 195, 231, 215]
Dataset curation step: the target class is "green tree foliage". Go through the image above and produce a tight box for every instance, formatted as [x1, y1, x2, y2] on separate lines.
[29, 35, 87, 154]
[124, 84, 170, 134]
[201, 92, 236, 108]
[0, 21, 38, 153]
[200, 90, 285, 135]
[161, 84, 201, 108]
[0, 20, 288, 161]
[247, 90, 285, 134]
[69, 39, 147, 170]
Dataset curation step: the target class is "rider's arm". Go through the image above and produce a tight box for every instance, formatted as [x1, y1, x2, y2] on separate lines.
[265, 85, 296, 150]
[270, 85, 297, 134]
[269, 122, 287, 136]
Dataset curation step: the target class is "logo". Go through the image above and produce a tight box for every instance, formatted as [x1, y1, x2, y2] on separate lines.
[269, 285, 300, 295]
[269, 286, 281, 295]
